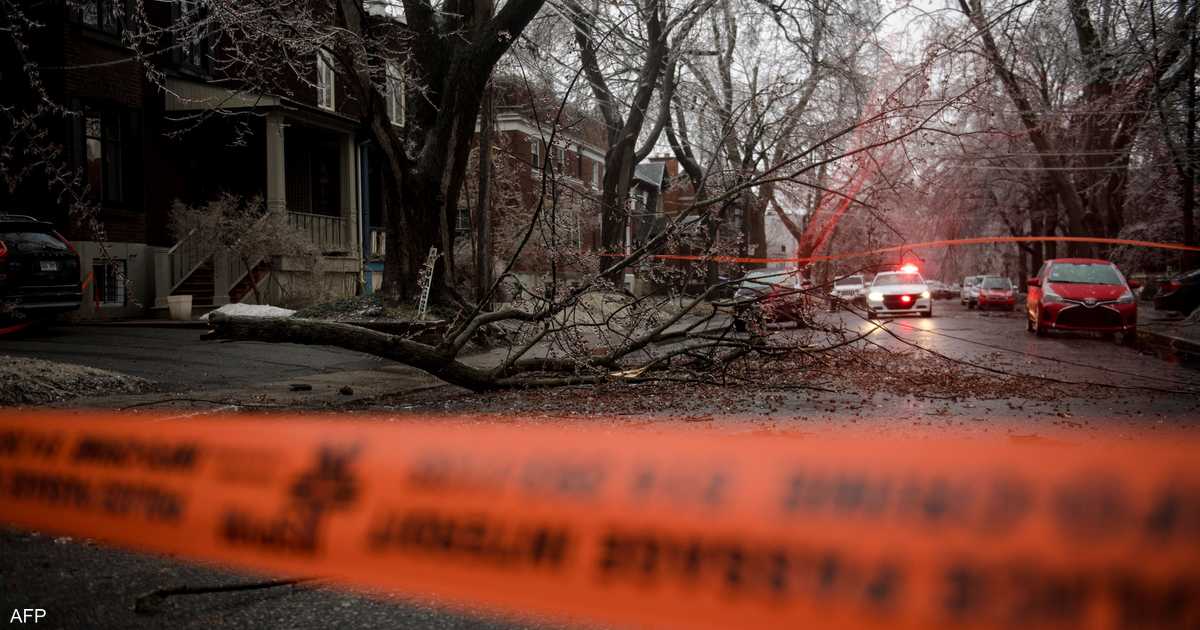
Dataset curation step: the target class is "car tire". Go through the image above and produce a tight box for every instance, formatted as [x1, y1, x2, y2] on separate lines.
[1026, 315, 1034, 332]
[1034, 311, 1047, 337]
[967, 302, 975, 310]
[921, 308, 933, 318]
[1121, 330, 1138, 346]
[866, 310, 877, 320]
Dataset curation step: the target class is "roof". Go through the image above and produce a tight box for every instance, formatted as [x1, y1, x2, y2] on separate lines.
[634, 162, 666, 189]
[1046, 258, 1116, 264]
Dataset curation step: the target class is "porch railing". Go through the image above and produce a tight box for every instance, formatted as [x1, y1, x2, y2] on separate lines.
[288, 211, 348, 253]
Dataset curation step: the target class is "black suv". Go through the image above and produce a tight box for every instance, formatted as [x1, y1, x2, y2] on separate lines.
[0, 215, 82, 317]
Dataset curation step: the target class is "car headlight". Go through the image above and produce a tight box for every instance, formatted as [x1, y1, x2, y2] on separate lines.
[1118, 292, 1135, 304]
[868, 291, 883, 301]
[1043, 293, 1063, 304]
[920, 291, 931, 299]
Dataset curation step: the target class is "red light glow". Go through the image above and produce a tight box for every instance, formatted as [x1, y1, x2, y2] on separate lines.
[900, 295, 912, 303]
[900, 263, 919, 273]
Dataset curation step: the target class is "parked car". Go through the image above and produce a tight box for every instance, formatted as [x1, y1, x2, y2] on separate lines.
[729, 269, 807, 330]
[829, 274, 866, 310]
[927, 280, 955, 300]
[0, 215, 82, 319]
[961, 275, 981, 308]
[976, 275, 1016, 311]
[1153, 268, 1200, 316]
[866, 269, 933, 318]
[1026, 258, 1139, 344]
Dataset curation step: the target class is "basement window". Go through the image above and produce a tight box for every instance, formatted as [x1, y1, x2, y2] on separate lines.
[93, 259, 127, 306]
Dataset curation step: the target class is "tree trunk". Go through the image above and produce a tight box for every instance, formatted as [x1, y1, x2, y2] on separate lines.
[1184, 19, 1198, 268]
[378, 156, 410, 303]
[475, 84, 494, 307]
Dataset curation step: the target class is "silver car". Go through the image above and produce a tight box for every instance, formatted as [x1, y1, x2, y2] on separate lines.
[960, 276, 981, 308]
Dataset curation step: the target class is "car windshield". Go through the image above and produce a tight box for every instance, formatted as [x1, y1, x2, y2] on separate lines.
[981, 277, 1011, 290]
[740, 270, 788, 288]
[0, 229, 67, 253]
[873, 273, 922, 286]
[834, 277, 863, 287]
[1048, 263, 1122, 285]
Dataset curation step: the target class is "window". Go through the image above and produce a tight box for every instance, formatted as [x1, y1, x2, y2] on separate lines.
[981, 276, 1012, 290]
[551, 145, 565, 172]
[93, 260, 127, 307]
[75, 0, 124, 36]
[317, 50, 336, 111]
[592, 161, 601, 189]
[1047, 262, 1122, 285]
[83, 108, 124, 204]
[456, 207, 471, 234]
[385, 61, 405, 126]
[175, 0, 210, 72]
[530, 138, 541, 168]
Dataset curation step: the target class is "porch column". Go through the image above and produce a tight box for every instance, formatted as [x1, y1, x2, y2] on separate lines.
[340, 133, 360, 258]
[265, 112, 287, 214]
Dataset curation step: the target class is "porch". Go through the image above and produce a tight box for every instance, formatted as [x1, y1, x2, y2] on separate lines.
[154, 84, 361, 310]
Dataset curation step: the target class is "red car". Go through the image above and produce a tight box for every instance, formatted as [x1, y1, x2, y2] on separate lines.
[976, 275, 1016, 311]
[1026, 258, 1139, 343]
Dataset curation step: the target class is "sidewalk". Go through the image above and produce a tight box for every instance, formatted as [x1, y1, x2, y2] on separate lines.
[1139, 304, 1200, 358]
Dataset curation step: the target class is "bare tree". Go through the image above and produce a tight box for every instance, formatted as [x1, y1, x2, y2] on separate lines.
[957, 0, 1198, 254]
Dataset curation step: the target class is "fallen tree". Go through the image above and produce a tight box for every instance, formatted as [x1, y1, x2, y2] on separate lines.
[205, 279, 788, 391]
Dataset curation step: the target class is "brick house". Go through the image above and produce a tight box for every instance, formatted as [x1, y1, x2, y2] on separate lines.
[3, 3, 677, 316]
[2, 0, 390, 318]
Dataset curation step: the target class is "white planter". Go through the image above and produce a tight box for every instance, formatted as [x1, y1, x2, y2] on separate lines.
[167, 295, 193, 321]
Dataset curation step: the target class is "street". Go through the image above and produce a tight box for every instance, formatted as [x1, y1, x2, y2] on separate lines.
[830, 300, 1200, 406]
[2, 305, 1199, 628]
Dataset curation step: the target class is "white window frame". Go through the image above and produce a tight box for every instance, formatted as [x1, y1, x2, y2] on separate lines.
[552, 145, 565, 172]
[592, 161, 601, 189]
[385, 60, 405, 126]
[530, 138, 541, 168]
[317, 50, 336, 111]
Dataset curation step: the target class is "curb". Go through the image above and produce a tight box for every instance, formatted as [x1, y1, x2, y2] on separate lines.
[69, 319, 211, 330]
[1138, 328, 1200, 359]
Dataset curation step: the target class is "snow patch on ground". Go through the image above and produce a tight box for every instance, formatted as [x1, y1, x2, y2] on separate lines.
[200, 303, 296, 321]
[0, 356, 153, 405]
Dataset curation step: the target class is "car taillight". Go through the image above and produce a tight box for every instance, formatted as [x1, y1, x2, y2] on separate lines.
[0, 240, 7, 259]
[52, 231, 77, 254]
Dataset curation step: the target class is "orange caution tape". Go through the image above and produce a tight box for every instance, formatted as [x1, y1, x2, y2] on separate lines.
[1, 412, 1199, 629]
[602, 235, 1200, 265]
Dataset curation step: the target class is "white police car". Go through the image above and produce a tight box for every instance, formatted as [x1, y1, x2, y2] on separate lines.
[866, 265, 933, 319]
